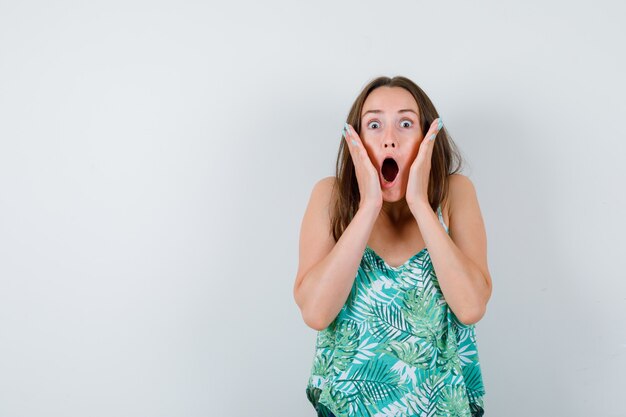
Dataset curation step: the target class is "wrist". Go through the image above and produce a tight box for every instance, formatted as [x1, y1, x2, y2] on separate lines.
[408, 200, 431, 214]
[358, 202, 381, 217]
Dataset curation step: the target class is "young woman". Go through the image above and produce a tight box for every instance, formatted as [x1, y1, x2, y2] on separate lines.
[293, 76, 492, 417]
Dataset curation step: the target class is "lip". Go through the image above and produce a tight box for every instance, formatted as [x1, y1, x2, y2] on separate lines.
[379, 154, 400, 189]
[380, 172, 398, 189]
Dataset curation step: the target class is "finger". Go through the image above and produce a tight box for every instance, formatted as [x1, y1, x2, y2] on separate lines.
[345, 123, 378, 170]
[344, 123, 361, 147]
[343, 123, 361, 163]
[416, 118, 443, 161]
[425, 118, 443, 142]
[344, 123, 366, 162]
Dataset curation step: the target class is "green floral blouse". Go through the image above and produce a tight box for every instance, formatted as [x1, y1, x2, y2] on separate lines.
[305, 205, 485, 417]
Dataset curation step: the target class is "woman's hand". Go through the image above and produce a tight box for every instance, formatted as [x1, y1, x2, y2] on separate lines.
[405, 118, 443, 209]
[343, 123, 383, 211]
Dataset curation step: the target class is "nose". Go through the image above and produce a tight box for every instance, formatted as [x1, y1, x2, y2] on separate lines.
[382, 129, 396, 148]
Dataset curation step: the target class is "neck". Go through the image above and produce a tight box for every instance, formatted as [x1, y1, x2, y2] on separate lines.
[380, 198, 414, 225]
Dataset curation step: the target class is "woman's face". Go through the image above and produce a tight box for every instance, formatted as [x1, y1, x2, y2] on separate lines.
[359, 86, 424, 201]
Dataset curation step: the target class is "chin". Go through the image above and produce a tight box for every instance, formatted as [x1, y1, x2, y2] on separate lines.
[381, 176, 407, 203]
[382, 190, 406, 203]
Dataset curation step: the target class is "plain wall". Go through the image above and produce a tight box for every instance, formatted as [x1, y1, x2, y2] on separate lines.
[1, 1, 625, 416]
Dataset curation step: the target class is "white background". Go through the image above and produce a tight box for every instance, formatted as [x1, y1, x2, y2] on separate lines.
[1, 1, 625, 416]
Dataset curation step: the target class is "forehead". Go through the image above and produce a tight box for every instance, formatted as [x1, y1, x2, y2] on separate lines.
[362, 87, 418, 115]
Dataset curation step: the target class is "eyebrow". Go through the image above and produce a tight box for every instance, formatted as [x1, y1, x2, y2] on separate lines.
[361, 109, 419, 119]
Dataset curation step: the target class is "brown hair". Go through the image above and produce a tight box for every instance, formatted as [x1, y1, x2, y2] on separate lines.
[330, 75, 465, 242]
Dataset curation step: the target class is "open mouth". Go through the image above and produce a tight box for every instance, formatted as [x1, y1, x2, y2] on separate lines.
[381, 158, 399, 184]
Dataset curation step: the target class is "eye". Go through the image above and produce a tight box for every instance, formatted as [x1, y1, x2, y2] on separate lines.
[367, 120, 381, 129]
[401, 120, 413, 128]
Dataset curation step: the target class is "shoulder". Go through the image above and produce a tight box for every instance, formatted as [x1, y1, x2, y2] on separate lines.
[448, 173, 474, 190]
[307, 176, 337, 218]
[312, 176, 337, 200]
[316, 175, 337, 189]
[447, 173, 478, 218]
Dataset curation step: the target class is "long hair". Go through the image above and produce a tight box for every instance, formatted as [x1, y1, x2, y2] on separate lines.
[331, 75, 465, 242]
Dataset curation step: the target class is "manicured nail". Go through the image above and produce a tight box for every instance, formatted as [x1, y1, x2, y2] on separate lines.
[437, 118, 443, 130]
[344, 123, 350, 134]
[429, 133, 437, 141]
[351, 139, 357, 145]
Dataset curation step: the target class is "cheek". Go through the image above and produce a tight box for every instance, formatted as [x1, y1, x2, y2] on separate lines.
[408, 141, 421, 159]
[361, 135, 371, 147]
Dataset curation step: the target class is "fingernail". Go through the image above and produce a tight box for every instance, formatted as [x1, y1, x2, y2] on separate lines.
[344, 122, 350, 134]
[437, 118, 443, 130]
[429, 133, 437, 141]
[351, 139, 357, 145]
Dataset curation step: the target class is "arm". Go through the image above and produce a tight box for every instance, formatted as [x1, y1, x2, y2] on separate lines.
[293, 179, 380, 331]
[409, 174, 493, 325]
